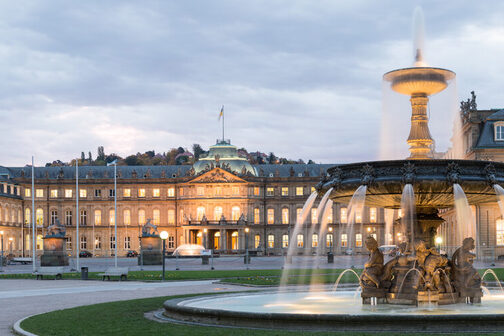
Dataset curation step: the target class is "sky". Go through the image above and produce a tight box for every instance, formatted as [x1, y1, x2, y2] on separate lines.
[1, 1, 504, 166]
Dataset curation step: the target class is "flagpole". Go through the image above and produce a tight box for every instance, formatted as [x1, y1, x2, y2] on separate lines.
[76, 158, 80, 272]
[222, 105, 224, 142]
[114, 163, 117, 267]
[31, 156, 36, 272]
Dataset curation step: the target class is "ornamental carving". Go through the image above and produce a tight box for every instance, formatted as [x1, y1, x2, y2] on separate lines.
[192, 168, 244, 183]
[446, 162, 461, 184]
[401, 162, 416, 184]
[360, 164, 375, 186]
[484, 163, 498, 186]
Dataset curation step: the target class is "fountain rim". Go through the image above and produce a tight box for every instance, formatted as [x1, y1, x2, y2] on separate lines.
[383, 66, 456, 82]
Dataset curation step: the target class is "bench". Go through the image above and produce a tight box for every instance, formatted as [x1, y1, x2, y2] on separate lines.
[98, 267, 129, 281]
[33, 267, 65, 280]
[11, 257, 33, 265]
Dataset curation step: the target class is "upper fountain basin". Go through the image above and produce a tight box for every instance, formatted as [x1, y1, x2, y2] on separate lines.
[383, 67, 455, 96]
[317, 159, 504, 209]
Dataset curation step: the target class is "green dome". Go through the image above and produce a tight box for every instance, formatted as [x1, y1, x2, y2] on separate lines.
[193, 140, 256, 176]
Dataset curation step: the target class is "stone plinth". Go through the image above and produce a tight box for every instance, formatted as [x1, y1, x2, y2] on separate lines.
[41, 237, 69, 266]
[138, 236, 162, 265]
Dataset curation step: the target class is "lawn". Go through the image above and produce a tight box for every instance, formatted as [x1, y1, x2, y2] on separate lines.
[20, 293, 499, 336]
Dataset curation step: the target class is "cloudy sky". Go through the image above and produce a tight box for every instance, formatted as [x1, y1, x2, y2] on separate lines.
[1, 1, 504, 166]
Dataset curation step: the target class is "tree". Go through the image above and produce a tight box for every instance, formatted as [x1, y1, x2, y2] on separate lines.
[177, 147, 185, 154]
[97, 146, 105, 161]
[125, 155, 139, 166]
[88, 151, 92, 162]
[192, 144, 205, 160]
[267, 152, 277, 164]
[145, 150, 155, 158]
[307, 159, 315, 164]
[81, 152, 85, 162]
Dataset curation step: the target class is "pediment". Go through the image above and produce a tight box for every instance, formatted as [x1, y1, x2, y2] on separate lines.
[189, 168, 246, 183]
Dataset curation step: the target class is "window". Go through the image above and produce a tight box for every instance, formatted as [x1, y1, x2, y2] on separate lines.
[282, 208, 289, 224]
[36, 189, 43, 198]
[66, 236, 72, 250]
[65, 189, 72, 198]
[215, 187, 222, 196]
[80, 210, 87, 226]
[282, 234, 289, 248]
[80, 236, 87, 249]
[123, 188, 131, 197]
[65, 210, 72, 226]
[94, 210, 102, 225]
[110, 236, 116, 249]
[50, 189, 58, 198]
[370, 208, 377, 223]
[326, 233, 333, 247]
[356, 209, 362, 223]
[153, 209, 160, 225]
[267, 209, 274, 224]
[253, 187, 260, 196]
[124, 236, 131, 249]
[281, 187, 289, 196]
[153, 188, 160, 197]
[95, 236, 102, 250]
[36, 208, 44, 227]
[197, 207, 205, 221]
[296, 208, 302, 222]
[296, 187, 304, 196]
[311, 208, 318, 224]
[340, 208, 347, 223]
[138, 188, 145, 197]
[311, 186, 316, 193]
[138, 210, 146, 225]
[398, 209, 403, 218]
[297, 234, 304, 247]
[266, 187, 274, 196]
[168, 188, 175, 197]
[25, 208, 30, 225]
[51, 210, 58, 225]
[214, 207, 223, 221]
[179, 188, 184, 196]
[231, 206, 240, 221]
[312, 234, 318, 247]
[497, 219, 504, 245]
[338, 234, 349, 249]
[168, 209, 175, 225]
[168, 236, 175, 249]
[109, 189, 115, 197]
[197, 187, 204, 196]
[25, 189, 31, 197]
[80, 189, 87, 198]
[232, 186, 239, 195]
[94, 189, 101, 197]
[254, 208, 260, 224]
[109, 209, 115, 225]
[123, 210, 131, 225]
[255, 235, 261, 248]
[496, 124, 504, 141]
[326, 206, 333, 223]
[356, 233, 363, 248]
[267, 234, 275, 248]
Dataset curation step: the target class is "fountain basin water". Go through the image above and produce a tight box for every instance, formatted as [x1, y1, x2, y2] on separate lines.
[163, 290, 504, 332]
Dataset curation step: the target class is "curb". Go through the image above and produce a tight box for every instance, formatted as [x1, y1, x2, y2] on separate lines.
[13, 315, 38, 336]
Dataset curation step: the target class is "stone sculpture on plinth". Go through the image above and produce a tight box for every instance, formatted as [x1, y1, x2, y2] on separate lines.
[452, 237, 482, 303]
[138, 219, 162, 265]
[41, 219, 69, 266]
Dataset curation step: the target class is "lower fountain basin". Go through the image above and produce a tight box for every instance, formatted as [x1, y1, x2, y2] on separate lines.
[163, 290, 504, 332]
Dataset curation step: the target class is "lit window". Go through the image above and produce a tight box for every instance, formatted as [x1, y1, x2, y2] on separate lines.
[138, 209, 146, 225]
[80, 189, 87, 198]
[497, 219, 504, 245]
[311, 187, 316, 193]
[311, 208, 318, 224]
[232, 186, 239, 195]
[326, 233, 333, 247]
[341, 234, 348, 247]
[266, 187, 274, 196]
[36, 208, 43, 227]
[312, 234, 318, 247]
[94, 210, 101, 225]
[296, 187, 304, 196]
[123, 188, 131, 197]
[214, 206, 223, 220]
[356, 209, 362, 223]
[282, 234, 289, 248]
[25, 208, 30, 225]
[197, 187, 204, 196]
[281, 187, 288, 196]
[124, 209, 131, 225]
[153, 188, 160, 197]
[255, 235, 261, 248]
[254, 208, 260, 224]
[153, 209, 160, 225]
[25, 189, 31, 197]
[253, 187, 260, 196]
[297, 234, 304, 247]
[496, 124, 504, 141]
[36, 189, 43, 198]
[282, 208, 289, 224]
[65, 210, 72, 225]
[95, 236, 102, 250]
[327, 206, 333, 223]
[50, 190, 58, 198]
[267, 209, 274, 224]
[167, 188, 175, 197]
[109, 209, 115, 225]
[296, 208, 302, 222]
[197, 207, 205, 221]
[138, 188, 145, 197]
[356, 233, 363, 247]
[65, 189, 72, 198]
[370, 208, 377, 223]
[232, 206, 240, 221]
[268, 234, 275, 248]
[168, 209, 175, 225]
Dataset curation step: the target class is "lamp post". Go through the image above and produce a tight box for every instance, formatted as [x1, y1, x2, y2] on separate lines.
[435, 236, 443, 254]
[329, 227, 334, 254]
[0, 231, 4, 272]
[106, 160, 118, 267]
[203, 228, 208, 249]
[244, 227, 249, 265]
[160, 231, 168, 281]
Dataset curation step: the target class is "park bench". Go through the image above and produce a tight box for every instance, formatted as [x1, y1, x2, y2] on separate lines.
[98, 267, 129, 281]
[11, 257, 32, 265]
[33, 266, 65, 280]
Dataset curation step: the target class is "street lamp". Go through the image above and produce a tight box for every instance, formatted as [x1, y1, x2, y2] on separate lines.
[160, 231, 168, 281]
[244, 227, 249, 265]
[0, 231, 4, 272]
[435, 236, 443, 253]
[203, 228, 208, 250]
[328, 227, 334, 254]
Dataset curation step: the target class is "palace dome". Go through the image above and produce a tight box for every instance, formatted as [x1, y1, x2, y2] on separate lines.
[192, 140, 256, 176]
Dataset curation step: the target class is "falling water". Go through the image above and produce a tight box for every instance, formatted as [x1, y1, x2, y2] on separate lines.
[453, 183, 477, 246]
[401, 184, 416, 247]
[346, 186, 367, 252]
[308, 200, 334, 290]
[493, 184, 504, 218]
[332, 268, 361, 291]
[384, 208, 395, 245]
[481, 269, 504, 293]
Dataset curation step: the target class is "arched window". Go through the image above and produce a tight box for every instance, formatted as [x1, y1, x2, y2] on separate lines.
[80, 210, 87, 226]
[36, 208, 44, 227]
[231, 206, 240, 221]
[50, 210, 58, 225]
[138, 209, 146, 225]
[253, 208, 260, 224]
[94, 210, 102, 225]
[282, 208, 289, 224]
[231, 231, 239, 250]
[123, 209, 131, 225]
[36, 234, 43, 250]
[214, 231, 220, 250]
[196, 207, 205, 221]
[167, 209, 175, 225]
[25, 208, 30, 225]
[109, 209, 115, 225]
[214, 206, 223, 220]
[153, 209, 160, 225]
